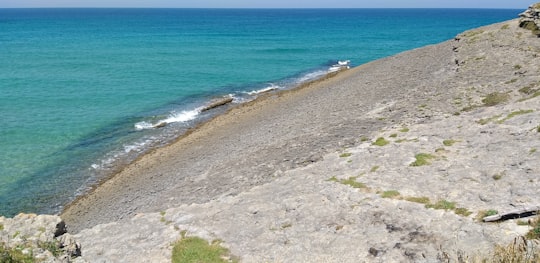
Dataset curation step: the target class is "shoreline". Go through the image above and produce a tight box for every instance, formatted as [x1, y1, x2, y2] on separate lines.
[60, 68, 349, 216]
[60, 65, 367, 231]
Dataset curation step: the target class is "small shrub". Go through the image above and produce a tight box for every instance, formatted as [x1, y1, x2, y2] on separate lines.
[486, 209, 498, 216]
[482, 92, 510, 106]
[0, 243, 34, 263]
[410, 153, 435, 167]
[517, 220, 529, 226]
[370, 166, 379, 172]
[360, 136, 369, 142]
[514, 64, 522, 70]
[381, 190, 400, 199]
[501, 24, 510, 30]
[477, 114, 502, 125]
[399, 127, 409, 132]
[172, 237, 236, 263]
[405, 196, 430, 204]
[389, 133, 398, 138]
[505, 78, 518, 84]
[426, 200, 456, 211]
[442, 139, 456, 146]
[372, 137, 389, 146]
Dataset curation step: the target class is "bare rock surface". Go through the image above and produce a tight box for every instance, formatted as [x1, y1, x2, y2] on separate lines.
[64, 15, 540, 262]
[3, 8, 540, 263]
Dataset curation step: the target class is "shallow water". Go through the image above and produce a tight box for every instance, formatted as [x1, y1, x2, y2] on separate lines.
[0, 8, 519, 216]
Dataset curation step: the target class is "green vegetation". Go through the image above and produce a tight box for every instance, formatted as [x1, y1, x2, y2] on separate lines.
[339, 152, 352, 158]
[442, 139, 457, 146]
[520, 20, 540, 36]
[405, 196, 430, 204]
[517, 220, 529, 226]
[454, 208, 472, 217]
[372, 137, 390, 146]
[477, 114, 502, 125]
[328, 176, 366, 189]
[389, 133, 398, 138]
[482, 92, 510, 106]
[381, 190, 400, 199]
[505, 78, 518, 84]
[514, 64, 522, 70]
[38, 241, 62, 257]
[0, 243, 34, 263]
[0, 224, 3, 231]
[426, 200, 456, 211]
[172, 237, 236, 263]
[501, 24, 510, 30]
[281, 223, 292, 229]
[360, 136, 369, 142]
[410, 153, 435, 167]
[481, 237, 540, 263]
[399, 127, 409, 133]
[476, 210, 499, 221]
[370, 166, 380, 172]
[526, 217, 540, 240]
[497, 109, 534, 124]
[530, 148, 537, 154]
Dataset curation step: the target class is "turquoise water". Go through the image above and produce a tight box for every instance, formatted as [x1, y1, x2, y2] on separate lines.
[0, 8, 519, 216]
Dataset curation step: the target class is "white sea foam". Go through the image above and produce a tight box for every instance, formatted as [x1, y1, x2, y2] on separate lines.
[245, 83, 282, 95]
[134, 108, 202, 130]
[163, 108, 201, 124]
[134, 121, 155, 131]
[297, 70, 327, 83]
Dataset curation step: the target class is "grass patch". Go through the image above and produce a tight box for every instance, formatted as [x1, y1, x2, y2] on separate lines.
[501, 24, 510, 30]
[370, 166, 380, 172]
[399, 127, 409, 132]
[389, 133, 398, 138]
[339, 152, 352, 158]
[531, 148, 538, 154]
[517, 220, 530, 226]
[410, 153, 435, 167]
[454, 207, 473, 217]
[514, 64, 522, 70]
[426, 200, 456, 211]
[482, 92, 510, 106]
[372, 137, 390, 146]
[481, 237, 540, 262]
[476, 210, 498, 221]
[38, 241, 62, 257]
[442, 139, 457, 146]
[526, 217, 540, 240]
[505, 78, 518, 84]
[0, 243, 34, 263]
[328, 176, 366, 189]
[477, 114, 502, 125]
[497, 109, 534, 124]
[172, 237, 236, 263]
[405, 196, 431, 204]
[381, 190, 400, 199]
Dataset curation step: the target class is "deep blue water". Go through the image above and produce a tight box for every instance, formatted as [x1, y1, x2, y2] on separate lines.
[0, 8, 519, 216]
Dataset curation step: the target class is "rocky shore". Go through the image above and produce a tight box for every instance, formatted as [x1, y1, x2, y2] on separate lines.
[2, 5, 540, 262]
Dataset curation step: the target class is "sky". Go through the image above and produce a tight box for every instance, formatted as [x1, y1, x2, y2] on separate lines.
[0, 0, 534, 8]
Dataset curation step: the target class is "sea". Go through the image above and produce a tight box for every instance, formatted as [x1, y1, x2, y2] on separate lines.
[0, 8, 519, 217]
